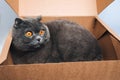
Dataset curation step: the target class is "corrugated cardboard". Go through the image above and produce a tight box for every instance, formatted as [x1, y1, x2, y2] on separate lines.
[1, 0, 120, 80]
[1, 61, 120, 80]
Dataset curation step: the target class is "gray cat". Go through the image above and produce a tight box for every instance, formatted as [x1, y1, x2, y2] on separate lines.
[10, 16, 103, 64]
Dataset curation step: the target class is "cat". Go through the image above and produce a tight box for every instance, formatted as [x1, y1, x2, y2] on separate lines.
[10, 16, 103, 64]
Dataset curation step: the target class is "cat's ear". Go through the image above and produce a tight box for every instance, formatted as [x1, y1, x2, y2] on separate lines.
[36, 16, 42, 22]
[15, 18, 24, 25]
[14, 18, 24, 28]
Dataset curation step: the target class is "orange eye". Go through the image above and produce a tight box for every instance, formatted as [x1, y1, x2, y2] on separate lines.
[39, 30, 45, 35]
[25, 31, 33, 37]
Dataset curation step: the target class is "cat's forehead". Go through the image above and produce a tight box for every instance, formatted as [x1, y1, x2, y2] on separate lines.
[23, 19, 43, 28]
[24, 18, 40, 24]
[18, 19, 46, 32]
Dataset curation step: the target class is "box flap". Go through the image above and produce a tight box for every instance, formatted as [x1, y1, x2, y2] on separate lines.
[110, 35, 120, 59]
[98, 0, 120, 41]
[0, 0, 17, 64]
[0, 32, 12, 64]
[6, 0, 19, 14]
[96, 0, 114, 14]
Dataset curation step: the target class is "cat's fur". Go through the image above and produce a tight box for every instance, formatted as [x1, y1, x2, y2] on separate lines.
[10, 17, 103, 64]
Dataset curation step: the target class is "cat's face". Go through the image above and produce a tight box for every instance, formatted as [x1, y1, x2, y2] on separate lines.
[12, 17, 50, 51]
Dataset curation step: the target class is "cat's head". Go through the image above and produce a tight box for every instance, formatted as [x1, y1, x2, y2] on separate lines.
[12, 16, 50, 51]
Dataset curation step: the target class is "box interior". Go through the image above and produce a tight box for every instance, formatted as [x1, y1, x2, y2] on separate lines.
[1, 0, 119, 65]
[1, 16, 119, 65]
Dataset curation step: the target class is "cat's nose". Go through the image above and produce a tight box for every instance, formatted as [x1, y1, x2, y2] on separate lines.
[37, 38, 41, 41]
[36, 36, 41, 42]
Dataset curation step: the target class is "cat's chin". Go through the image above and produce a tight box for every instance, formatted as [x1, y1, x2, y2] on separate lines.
[28, 44, 44, 51]
[34, 44, 41, 48]
[14, 45, 42, 52]
[20, 47, 41, 52]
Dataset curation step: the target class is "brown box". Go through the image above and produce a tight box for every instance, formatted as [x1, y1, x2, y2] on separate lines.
[0, 0, 120, 80]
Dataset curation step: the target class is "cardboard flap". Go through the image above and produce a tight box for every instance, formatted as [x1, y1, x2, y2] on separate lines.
[110, 35, 120, 59]
[98, 0, 120, 41]
[6, 0, 19, 14]
[0, 31, 12, 64]
[96, 0, 114, 14]
[96, 16, 120, 41]
[0, 0, 17, 64]
[92, 18, 107, 39]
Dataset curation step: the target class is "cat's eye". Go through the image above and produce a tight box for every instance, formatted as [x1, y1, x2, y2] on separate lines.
[39, 30, 45, 35]
[25, 31, 33, 37]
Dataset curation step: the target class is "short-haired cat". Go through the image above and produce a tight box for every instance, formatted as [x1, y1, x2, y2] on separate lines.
[10, 17, 103, 64]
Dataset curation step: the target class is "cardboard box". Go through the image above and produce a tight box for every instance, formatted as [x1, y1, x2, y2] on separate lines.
[0, 0, 120, 80]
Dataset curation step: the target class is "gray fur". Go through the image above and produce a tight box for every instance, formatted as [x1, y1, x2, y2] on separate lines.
[10, 17, 103, 64]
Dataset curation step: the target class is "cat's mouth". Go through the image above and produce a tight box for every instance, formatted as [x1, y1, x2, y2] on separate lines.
[34, 44, 41, 48]
[29, 41, 41, 47]
[31, 44, 45, 50]
[26, 44, 41, 51]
